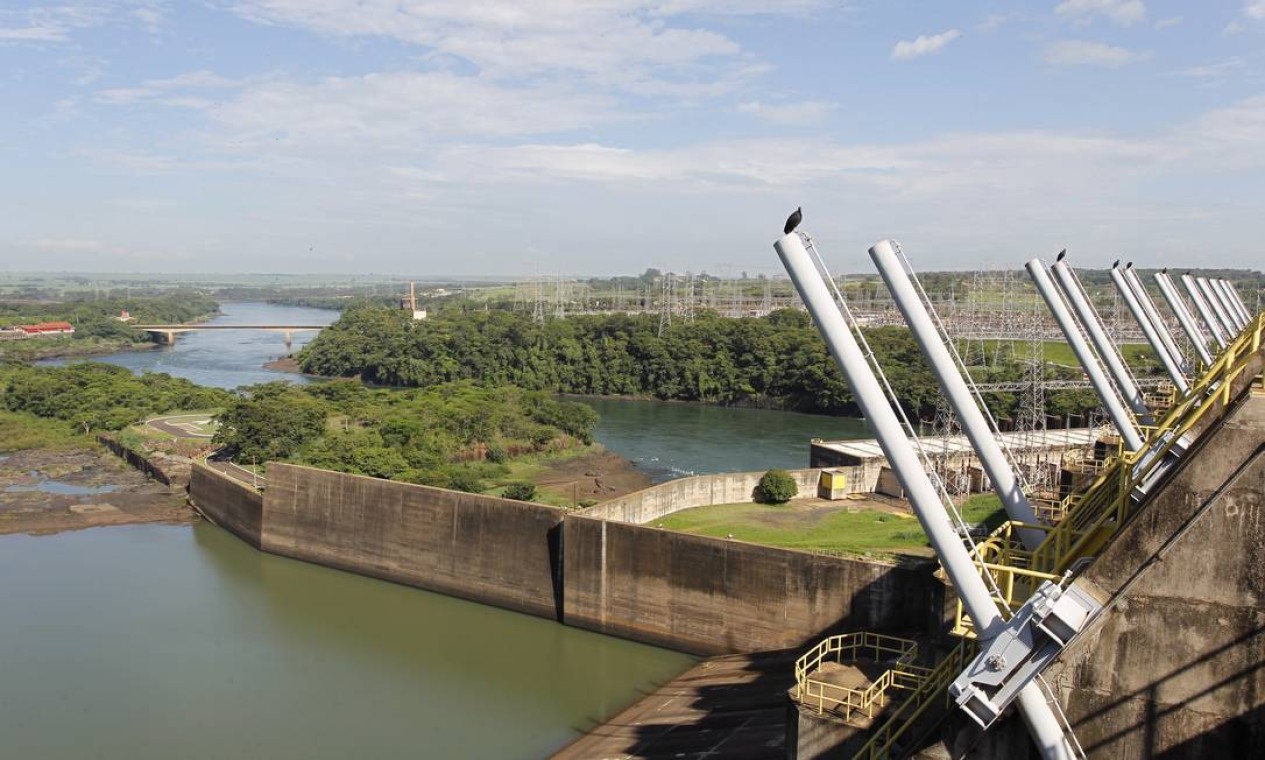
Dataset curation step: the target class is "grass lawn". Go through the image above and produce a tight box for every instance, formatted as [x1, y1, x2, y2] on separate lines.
[657, 493, 1007, 559]
[0, 410, 92, 453]
[962, 339, 1152, 367]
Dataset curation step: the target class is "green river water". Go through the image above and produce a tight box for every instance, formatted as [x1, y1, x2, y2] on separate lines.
[13, 301, 872, 758]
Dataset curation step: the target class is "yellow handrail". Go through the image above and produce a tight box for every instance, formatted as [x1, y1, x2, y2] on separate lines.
[793, 632, 921, 720]
[850, 639, 977, 760]
[954, 312, 1265, 633]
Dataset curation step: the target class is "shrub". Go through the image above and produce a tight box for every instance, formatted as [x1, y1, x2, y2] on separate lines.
[504, 481, 537, 501]
[755, 469, 797, 504]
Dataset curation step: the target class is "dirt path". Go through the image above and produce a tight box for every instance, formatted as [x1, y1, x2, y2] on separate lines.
[0, 448, 193, 536]
[532, 448, 653, 505]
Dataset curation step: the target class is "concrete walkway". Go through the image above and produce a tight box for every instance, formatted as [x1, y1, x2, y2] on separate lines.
[552, 649, 797, 760]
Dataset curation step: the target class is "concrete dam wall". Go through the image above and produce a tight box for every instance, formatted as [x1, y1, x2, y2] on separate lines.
[189, 463, 263, 548]
[188, 462, 946, 655]
[263, 463, 566, 621]
[563, 514, 946, 656]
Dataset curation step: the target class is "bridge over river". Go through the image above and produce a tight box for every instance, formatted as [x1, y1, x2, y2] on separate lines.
[134, 324, 326, 348]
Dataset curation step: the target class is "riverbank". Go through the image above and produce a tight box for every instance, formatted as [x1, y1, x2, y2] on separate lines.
[0, 448, 192, 536]
[529, 447, 652, 505]
[0, 336, 157, 362]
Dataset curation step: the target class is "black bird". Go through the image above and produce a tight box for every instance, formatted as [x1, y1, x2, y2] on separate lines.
[1162, 267, 1168, 274]
[1112, 259, 1120, 269]
[1056, 249, 1067, 262]
[784, 207, 803, 235]
[1126, 261, 1134, 269]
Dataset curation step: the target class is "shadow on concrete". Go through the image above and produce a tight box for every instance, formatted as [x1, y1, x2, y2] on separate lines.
[555, 569, 949, 759]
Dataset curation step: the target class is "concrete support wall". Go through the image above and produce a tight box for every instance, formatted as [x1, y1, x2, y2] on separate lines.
[189, 463, 263, 547]
[580, 466, 866, 525]
[1044, 387, 1265, 758]
[562, 514, 946, 656]
[262, 464, 566, 620]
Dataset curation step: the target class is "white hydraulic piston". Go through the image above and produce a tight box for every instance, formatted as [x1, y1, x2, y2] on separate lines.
[1212, 280, 1247, 331]
[775, 232, 1077, 760]
[871, 241, 1044, 548]
[1155, 271, 1213, 367]
[1051, 258, 1152, 423]
[1030, 260, 1145, 451]
[1111, 266, 1189, 393]
[1197, 278, 1238, 338]
[1124, 265, 1187, 375]
[1182, 274, 1227, 349]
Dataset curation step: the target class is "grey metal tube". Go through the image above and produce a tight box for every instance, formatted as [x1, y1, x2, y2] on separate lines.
[1181, 274, 1227, 349]
[1197, 277, 1238, 338]
[871, 241, 1044, 548]
[777, 233, 1075, 760]
[1124, 265, 1187, 375]
[1224, 281, 1254, 323]
[1207, 279, 1241, 331]
[1052, 259, 1152, 423]
[1213, 280, 1247, 330]
[1029, 260, 1145, 451]
[1111, 266, 1189, 393]
[1155, 272, 1213, 367]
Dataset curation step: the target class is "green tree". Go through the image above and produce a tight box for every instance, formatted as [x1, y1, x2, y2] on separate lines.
[213, 382, 327, 460]
[755, 469, 798, 504]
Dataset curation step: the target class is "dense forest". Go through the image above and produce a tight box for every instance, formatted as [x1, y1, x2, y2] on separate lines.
[212, 380, 597, 490]
[297, 306, 1108, 420]
[1, 363, 231, 433]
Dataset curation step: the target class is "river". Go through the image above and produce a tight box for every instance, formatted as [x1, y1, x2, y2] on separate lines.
[0, 524, 690, 759]
[62, 301, 870, 478]
[15, 301, 871, 758]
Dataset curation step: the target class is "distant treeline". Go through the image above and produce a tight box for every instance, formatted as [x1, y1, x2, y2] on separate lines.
[0, 293, 219, 338]
[297, 306, 1111, 420]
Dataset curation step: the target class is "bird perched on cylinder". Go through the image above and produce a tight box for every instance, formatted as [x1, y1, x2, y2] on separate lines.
[784, 207, 803, 235]
[1056, 249, 1067, 262]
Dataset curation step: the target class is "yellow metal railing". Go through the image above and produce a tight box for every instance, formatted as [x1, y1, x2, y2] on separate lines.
[953, 312, 1265, 634]
[793, 632, 921, 721]
[856, 315, 1263, 756]
[850, 639, 977, 760]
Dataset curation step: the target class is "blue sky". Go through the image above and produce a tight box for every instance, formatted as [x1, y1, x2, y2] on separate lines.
[2, 1, 1264, 276]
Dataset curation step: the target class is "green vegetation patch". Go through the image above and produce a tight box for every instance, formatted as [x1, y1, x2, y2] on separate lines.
[0, 410, 93, 453]
[213, 379, 600, 494]
[658, 501, 934, 558]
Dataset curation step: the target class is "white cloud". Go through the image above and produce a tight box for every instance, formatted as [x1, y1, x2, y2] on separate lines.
[891, 29, 961, 60]
[95, 69, 240, 104]
[1055, 0, 1147, 26]
[0, 3, 162, 44]
[23, 237, 108, 252]
[1044, 40, 1150, 66]
[204, 71, 612, 154]
[738, 100, 837, 127]
[1153, 16, 1182, 29]
[1247, 1, 1265, 21]
[225, 1, 785, 94]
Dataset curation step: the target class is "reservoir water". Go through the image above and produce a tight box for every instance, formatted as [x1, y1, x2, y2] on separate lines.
[0, 524, 691, 759]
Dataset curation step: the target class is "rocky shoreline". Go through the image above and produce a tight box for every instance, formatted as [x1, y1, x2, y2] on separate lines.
[0, 448, 193, 536]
